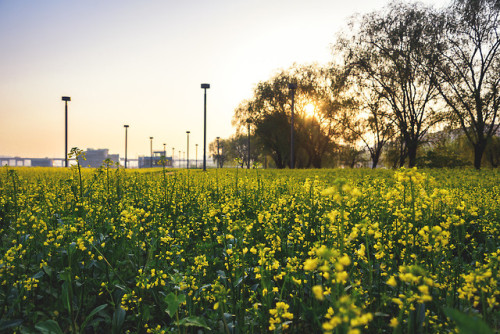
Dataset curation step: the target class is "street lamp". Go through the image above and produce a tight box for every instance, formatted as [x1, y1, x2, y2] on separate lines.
[172, 147, 175, 167]
[124, 125, 129, 168]
[288, 83, 297, 169]
[186, 131, 190, 169]
[216, 136, 220, 168]
[201, 83, 210, 171]
[246, 118, 252, 169]
[195, 144, 198, 168]
[62, 96, 71, 167]
[150, 137, 153, 168]
[163, 143, 166, 156]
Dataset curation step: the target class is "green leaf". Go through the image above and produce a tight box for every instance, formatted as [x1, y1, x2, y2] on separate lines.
[61, 281, 71, 313]
[177, 316, 211, 330]
[42, 265, 53, 277]
[165, 292, 183, 317]
[0, 319, 23, 331]
[59, 270, 71, 282]
[35, 320, 64, 334]
[68, 242, 77, 257]
[443, 307, 494, 334]
[234, 276, 245, 287]
[141, 304, 152, 322]
[80, 304, 107, 334]
[112, 307, 126, 334]
[33, 270, 45, 279]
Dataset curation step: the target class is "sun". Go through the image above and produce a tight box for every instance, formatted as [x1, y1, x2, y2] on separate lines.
[304, 103, 316, 118]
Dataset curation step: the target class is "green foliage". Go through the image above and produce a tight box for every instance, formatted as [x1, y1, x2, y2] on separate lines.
[418, 150, 470, 168]
[35, 320, 64, 334]
[444, 307, 494, 334]
[165, 292, 185, 317]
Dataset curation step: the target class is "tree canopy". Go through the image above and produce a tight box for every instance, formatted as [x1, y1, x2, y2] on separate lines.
[227, 0, 500, 169]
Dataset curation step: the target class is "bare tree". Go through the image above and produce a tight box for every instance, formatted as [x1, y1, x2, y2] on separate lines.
[341, 79, 395, 168]
[434, 0, 500, 169]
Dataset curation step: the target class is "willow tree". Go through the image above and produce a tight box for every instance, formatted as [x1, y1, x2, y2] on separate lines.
[339, 1, 443, 167]
[232, 64, 349, 168]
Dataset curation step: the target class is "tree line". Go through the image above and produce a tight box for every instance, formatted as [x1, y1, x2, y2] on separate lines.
[215, 0, 500, 169]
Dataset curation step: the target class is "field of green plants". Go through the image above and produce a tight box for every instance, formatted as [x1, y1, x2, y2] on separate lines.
[0, 164, 499, 333]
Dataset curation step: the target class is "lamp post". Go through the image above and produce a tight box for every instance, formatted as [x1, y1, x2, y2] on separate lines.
[246, 118, 252, 169]
[62, 96, 71, 167]
[179, 150, 181, 163]
[124, 125, 129, 168]
[162, 143, 166, 167]
[201, 83, 210, 171]
[288, 83, 297, 169]
[172, 147, 175, 167]
[150, 137, 153, 168]
[216, 136, 220, 168]
[195, 144, 198, 168]
[186, 131, 190, 169]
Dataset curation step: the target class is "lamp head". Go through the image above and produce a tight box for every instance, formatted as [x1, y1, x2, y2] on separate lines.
[288, 83, 297, 90]
[62, 96, 71, 101]
[124, 124, 129, 128]
[201, 83, 210, 89]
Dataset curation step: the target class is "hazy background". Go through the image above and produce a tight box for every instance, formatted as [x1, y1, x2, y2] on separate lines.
[0, 0, 447, 159]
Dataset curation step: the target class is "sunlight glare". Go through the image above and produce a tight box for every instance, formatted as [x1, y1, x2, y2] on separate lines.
[304, 103, 316, 118]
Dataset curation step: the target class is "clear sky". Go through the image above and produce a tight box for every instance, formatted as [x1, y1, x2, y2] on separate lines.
[0, 0, 448, 160]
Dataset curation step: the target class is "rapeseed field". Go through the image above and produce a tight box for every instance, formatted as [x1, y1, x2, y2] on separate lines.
[0, 165, 498, 333]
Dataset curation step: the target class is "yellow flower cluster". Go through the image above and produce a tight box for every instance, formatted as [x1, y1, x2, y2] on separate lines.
[121, 290, 141, 311]
[322, 295, 373, 334]
[458, 250, 499, 309]
[269, 301, 293, 331]
[391, 265, 435, 307]
[304, 245, 351, 284]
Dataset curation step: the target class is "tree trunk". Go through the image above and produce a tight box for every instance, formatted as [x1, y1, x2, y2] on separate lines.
[350, 156, 356, 168]
[312, 154, 322, 168]
[306, 155, 312, 168]
[399, 140, 407, 168]
[273, 151, 284, 169]
[473, 140, 487, 170]
[399, 152, 406, 168]
[371, 154, 379, 169]
[371, 145, 383, 169]
[407, 143, 418, 168]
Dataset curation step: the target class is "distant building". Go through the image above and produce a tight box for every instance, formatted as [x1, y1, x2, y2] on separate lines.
[108, 154, 119, 165]
[138, 155, 172, 168]
[84, 149, 120, 168]
[0, 157, 63, 167]
[31, 158, 53, 167]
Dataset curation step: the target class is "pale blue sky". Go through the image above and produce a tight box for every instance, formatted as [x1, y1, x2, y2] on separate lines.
[0, 0, 448, 159]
